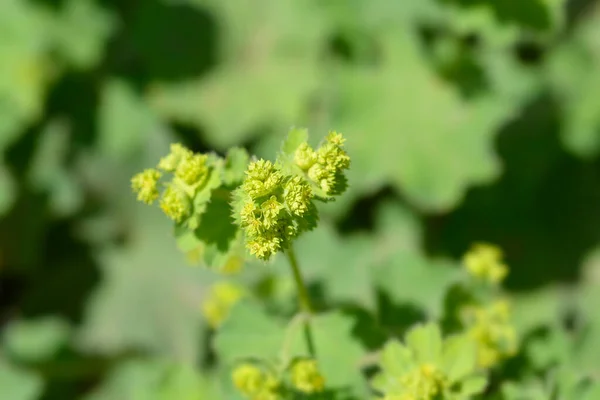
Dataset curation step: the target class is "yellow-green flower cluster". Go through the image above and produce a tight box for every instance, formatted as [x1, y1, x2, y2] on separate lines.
[290, 359, 325, 394]
[237, 159, 315, 261]
[131, 143, 215, 225]
[294, 131, 350, 197]
[160, 185, 191, 223]
[232, 363, 281, 400]
[201, 282, 245, 329]
[131, 168, 161, 204]
[462, 243, 508, 285]
[461, 299, 518, 369]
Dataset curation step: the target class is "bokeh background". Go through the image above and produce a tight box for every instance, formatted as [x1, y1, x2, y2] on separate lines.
[2, 0, 600, 398]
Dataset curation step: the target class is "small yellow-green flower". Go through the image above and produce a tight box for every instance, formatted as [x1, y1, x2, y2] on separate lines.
[246, 233, 283, 261]
[462, 299, 518, 369]
[290, 359, 325, 394]
[284, 176, 313, 216]
[462, 242, 508, 285]
[201, 282, 244, 329]
[131, 168, 161, 204]
[159, 185, 191, 222]
[175, 152, 209, 186]
[232, 363, 280, 400]
[260, 196, 284, 228]
[242, 159, 283, 199]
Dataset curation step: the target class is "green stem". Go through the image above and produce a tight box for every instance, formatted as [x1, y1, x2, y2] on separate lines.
[285, 245, 316, 357]
[285, 245, 313, 314]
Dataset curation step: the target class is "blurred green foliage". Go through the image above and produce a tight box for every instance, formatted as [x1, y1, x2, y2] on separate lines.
[2, 0, 600, 398]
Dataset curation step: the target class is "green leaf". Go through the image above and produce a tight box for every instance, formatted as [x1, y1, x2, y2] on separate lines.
[0, 0, 53, 140]
[147, 0, 327, 150]
[51, 0, 116, 69]
[77, 207, 212, 363]
[374, 252, 462, 318]
[0, 360, 43, 400]
[222, 147, 249, 187]
[405, 322, 442, 364]
[175, 187, 246, 273]
[329, 30, 518, 212]
[28, 120, 83, 216]
[98, 80, 162, 159]
[372, 340, 414, 393]
[511, 288, 565, 335]
[159, 363, 215, 400]
[441, 334, 477, 383]
[84, 359, 217, 400]
[282, 127, 309, 156]
[547, 8, 600, 158]
[459, 375, 488, 397]
[213, 301, 286, 364]
[501, 379, 549, 400]
[525, 323, 572, 370]
[2, 316, 70, 363]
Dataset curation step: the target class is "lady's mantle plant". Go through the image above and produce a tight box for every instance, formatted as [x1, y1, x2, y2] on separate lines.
[131, 128, 348, 399]
[131, 129, 523, 400]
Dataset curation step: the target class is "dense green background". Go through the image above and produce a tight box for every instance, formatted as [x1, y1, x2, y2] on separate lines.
[2, 0, 600, 398]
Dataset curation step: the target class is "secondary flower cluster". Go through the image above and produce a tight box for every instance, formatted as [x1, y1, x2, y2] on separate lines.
[232, 358, 325, 400]
[460, 242, 517, 369]
[461, 299, 518, 369]
[131, 143, 218, 226]
[235, 131, 350, 261]
[290, 359, 325, 394]
[293, 131, 350, 198]
[462, 242, 508, 285]
[233, 363, 280, 400]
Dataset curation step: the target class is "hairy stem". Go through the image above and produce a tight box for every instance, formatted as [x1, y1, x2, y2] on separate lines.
[285, 245, 316, 357]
